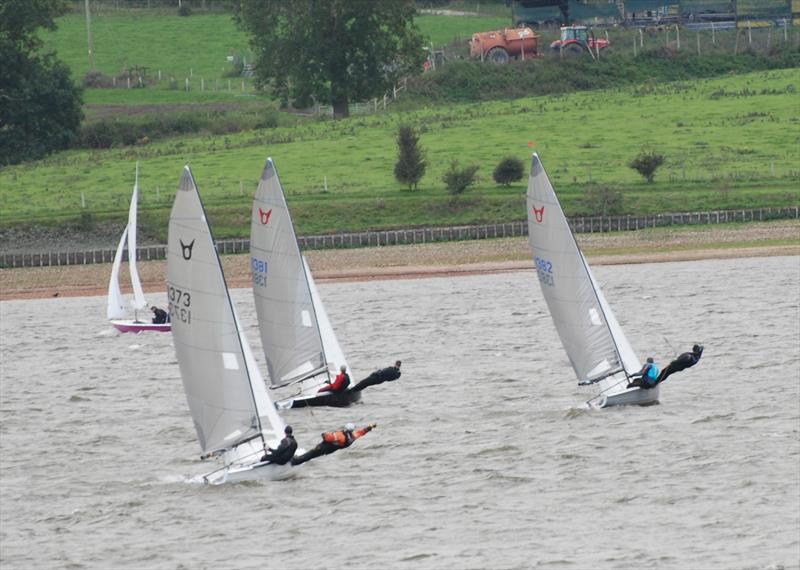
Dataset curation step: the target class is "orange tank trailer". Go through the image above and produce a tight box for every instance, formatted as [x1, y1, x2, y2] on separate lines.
[469, 27, 541, 63]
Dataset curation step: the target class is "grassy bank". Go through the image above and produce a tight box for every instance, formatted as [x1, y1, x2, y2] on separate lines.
[1, 69, 797, 241]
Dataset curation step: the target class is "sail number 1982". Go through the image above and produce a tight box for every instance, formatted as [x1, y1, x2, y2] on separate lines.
[534, 256, 554, 287]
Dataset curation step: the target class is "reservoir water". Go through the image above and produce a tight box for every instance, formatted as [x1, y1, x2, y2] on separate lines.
[1, 255, 798, 569]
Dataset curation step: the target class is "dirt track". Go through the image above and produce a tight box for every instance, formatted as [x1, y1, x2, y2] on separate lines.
[1, 221, 798, 301]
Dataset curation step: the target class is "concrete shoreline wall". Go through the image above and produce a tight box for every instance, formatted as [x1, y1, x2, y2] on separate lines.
[2, 207, 797, 269]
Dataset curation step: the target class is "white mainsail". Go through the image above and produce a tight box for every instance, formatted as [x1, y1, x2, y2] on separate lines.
[526, 153, 645, 400]
[167, 166, 283, 457]
[126, 165, 147, 311]
[250, 158, 351, 397]
[106, 164, 148, 320]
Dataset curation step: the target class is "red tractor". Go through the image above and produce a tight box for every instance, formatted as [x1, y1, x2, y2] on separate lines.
[549, 25, 609, 57]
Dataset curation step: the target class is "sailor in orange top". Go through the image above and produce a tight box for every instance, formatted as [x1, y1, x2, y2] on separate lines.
[291, 422, 376, 466]
[317, 364, 351, 394]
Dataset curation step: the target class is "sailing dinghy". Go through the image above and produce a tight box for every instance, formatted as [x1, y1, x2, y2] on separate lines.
[107, 165, 170, 333]
[167, 166, 296, 484]
[526, 154, 659, 408]
[250, 158, 361, 409]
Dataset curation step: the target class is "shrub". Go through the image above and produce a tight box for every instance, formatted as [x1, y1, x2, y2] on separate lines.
[257, 108, 279, 129]
[442, 160, 479, 195]
[580, 185, 625, 216]
[629, 150, 665, 183]
[82, 70, 113, 88]
[493, 156, 524, 186]
[177, 4, 192, 16]
[394, 125, 426, 190]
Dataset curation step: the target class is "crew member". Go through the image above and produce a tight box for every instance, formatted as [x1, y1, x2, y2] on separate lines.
[151, 306, 169, 324]
[626, 357, 659, 390]
[318, 364, 350, 394]
[352, 360, 402, 392]
[655, 345, 704, 385]
[260, 425, 298, 465]
[291, 423, 376, 466]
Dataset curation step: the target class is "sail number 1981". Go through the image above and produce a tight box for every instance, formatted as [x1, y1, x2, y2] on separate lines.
[251, 257, 268, 288]
[534, 256, 554, 287]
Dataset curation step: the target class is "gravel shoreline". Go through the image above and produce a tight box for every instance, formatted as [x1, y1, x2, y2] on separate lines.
[1, 221, 798, 301]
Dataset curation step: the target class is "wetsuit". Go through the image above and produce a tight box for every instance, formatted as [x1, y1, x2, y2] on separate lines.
[656, 346, 703, 384]
[318, 371, 350, 394]
[352, 366, 401, 392]
[291, 425, 373, 466]
[627, 362, 659, 390]
[152, 308, 169, 324]
[261, 435, 298, 465]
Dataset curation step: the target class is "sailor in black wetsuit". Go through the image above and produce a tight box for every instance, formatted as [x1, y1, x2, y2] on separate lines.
[655, 345, 704, 385]
[352, 361, 402, 392]
[291, 423, 375, 466]
[151, 306, 169, 324]
[260, 425, 298, 465]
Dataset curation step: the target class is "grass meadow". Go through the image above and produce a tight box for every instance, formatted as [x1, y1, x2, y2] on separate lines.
[42, 10, 510, 106]
[1, 69, 797, 239]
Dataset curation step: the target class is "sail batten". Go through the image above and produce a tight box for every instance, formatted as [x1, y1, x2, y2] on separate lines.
[526, 154, 639, 386]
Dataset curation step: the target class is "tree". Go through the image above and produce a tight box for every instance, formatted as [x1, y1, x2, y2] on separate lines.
[235, 0, 425, 118]
[0, 0, 83, 166]
[629, 150, 665, 183]
[442, 160, 479, 195]
[394, 125, 425, 190]
[492, 156, 524, 186]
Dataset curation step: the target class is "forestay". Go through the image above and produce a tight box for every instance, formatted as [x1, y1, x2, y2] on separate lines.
[526, 153, 640, 385]
[250, 158, 332, 392]
[167, 166, 283, 455]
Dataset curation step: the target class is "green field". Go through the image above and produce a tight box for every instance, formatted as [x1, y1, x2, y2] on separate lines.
[42, 10, 511, 106]
[1, 69, 797, 240]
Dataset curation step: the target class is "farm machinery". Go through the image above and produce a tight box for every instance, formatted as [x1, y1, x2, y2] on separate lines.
[469, 27, 541, 63]
[549, 25, 609, 57]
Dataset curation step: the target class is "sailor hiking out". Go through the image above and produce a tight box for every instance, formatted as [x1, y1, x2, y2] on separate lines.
[291, 423, 376, 466]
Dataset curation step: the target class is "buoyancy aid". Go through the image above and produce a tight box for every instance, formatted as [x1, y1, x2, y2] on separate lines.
[322, 430, 354, 448]
[644, 363, 659, 385]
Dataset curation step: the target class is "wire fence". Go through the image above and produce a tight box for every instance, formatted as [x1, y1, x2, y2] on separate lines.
[2, 207, 797, 268]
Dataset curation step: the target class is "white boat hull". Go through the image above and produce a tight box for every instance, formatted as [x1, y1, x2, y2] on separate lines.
[111, 320, 171, 333]
[203, 460, 297, 485]
[597, 385, 660, 408]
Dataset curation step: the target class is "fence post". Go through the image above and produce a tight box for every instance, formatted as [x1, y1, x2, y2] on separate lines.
[675, 25, 680, 50]
[185, 77, 189, 91]
[712, 22, 716, 45]
[696, 31, 700, 55]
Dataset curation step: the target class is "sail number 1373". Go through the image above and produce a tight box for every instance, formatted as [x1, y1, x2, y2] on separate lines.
[534, 256, 554, 287]
[168, 285, 192, 324]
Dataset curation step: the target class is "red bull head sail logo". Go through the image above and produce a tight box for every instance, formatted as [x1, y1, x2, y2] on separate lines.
[259, 208, 273, 225]
[532, 205, 545, 223]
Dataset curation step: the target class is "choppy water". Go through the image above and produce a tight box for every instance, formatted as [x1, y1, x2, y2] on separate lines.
[1, 255, 798, 570]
